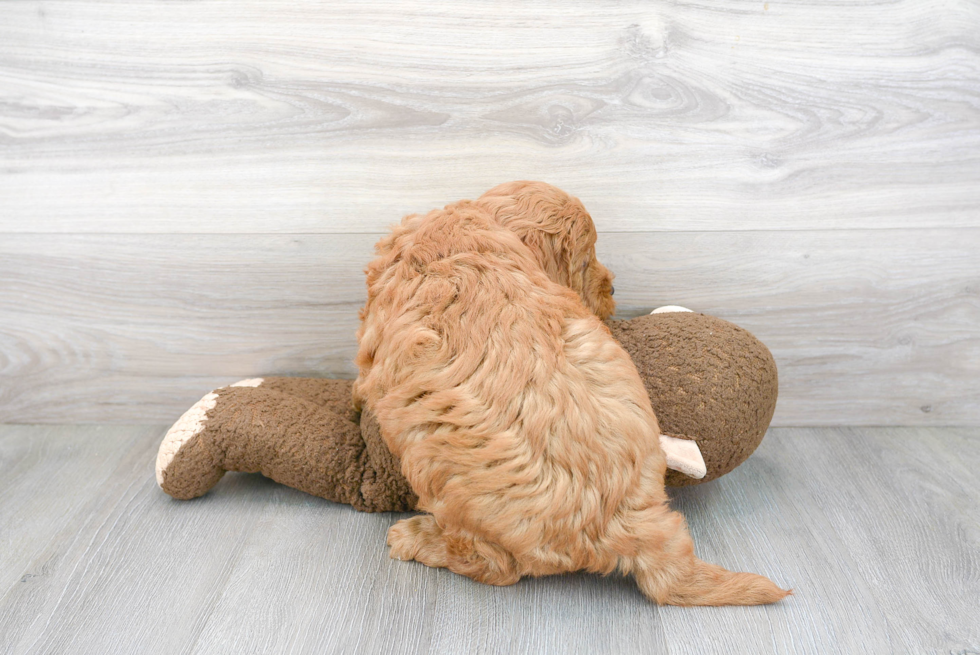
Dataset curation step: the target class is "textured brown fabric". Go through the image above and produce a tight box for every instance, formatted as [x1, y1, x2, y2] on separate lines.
[160, 380, 415, 511]
[606, 312, 778, 486]
[359, 409, 419, 511]
[162, 427, 227, 500]
[160, 312, 777, 506]
[259, 377, 360, 424]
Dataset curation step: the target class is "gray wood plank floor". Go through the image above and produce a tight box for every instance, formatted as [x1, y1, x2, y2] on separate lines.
[1, 425, 977, 654]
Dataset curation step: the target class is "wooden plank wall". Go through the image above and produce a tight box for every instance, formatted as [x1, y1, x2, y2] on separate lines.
[1, 0, 979, 425]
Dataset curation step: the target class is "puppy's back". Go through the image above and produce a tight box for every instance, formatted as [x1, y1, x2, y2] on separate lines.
[356, 202, 659, 558]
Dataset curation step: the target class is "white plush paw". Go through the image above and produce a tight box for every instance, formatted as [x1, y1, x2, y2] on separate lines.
[155, 392, 218, 486]
[651, 305, 693, 314]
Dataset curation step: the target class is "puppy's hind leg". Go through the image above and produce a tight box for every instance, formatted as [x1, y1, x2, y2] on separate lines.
[387, 515, 521, 586]
[388, 515, 449, 568]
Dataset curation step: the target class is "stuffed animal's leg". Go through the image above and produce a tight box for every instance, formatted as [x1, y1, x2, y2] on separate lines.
[249, 377, 360, 423]
[252, 377, 417, 510]
[155, 380, 414, 511]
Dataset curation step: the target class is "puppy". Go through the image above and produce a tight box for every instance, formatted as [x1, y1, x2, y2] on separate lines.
[352, 186, 788, 605]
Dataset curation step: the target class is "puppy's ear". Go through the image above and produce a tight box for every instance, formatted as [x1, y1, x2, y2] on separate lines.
[549, 213, 589, 289]
[478, 181, 588, 289]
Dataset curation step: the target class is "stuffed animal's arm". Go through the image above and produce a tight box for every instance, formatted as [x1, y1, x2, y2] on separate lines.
[156, 378, 416, 511]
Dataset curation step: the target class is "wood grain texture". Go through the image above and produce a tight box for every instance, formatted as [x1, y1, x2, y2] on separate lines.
[2, 229, 978, 425]
[1, 425, 977, 654]
[2, 0, 979, 426]
[1, 0, 979, 232]
[0, 425, 149, 594]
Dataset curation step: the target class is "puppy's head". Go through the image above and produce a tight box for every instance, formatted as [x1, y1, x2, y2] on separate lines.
[478, 181, 616, 320]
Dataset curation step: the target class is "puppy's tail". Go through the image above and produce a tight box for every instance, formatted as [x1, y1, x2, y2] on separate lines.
[658, 558, 791, 606]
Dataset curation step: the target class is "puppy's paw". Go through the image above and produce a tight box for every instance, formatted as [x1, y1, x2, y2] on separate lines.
[387, 518, 416, 561]
[387, 515, 448, 568]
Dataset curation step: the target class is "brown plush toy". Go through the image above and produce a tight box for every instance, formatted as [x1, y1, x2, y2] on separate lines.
[609, 307, 778, 487]
[156, 308, 778, 507]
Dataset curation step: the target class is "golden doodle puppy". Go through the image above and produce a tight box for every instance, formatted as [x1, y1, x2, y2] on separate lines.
[352, 182, 788, 605]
